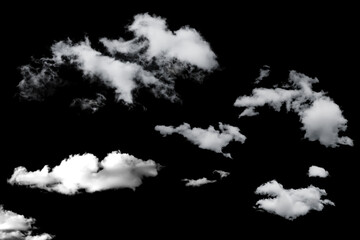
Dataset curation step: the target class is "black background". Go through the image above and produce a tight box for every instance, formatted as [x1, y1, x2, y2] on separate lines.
[1, 1, 359, 239]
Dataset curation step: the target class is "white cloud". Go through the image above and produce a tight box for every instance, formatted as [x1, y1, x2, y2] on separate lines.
[18, 14, 218, 105]
[301, 97, 353, 147]
[70, 93, 106, 113]
[239, 107, 259, 118]
[0, 206, 53, 240]
[101, 13, 218, 71]
[183, 178, 216, 187]
[155, 122, 246, 158]
[308, 166, 329, 178]
[8, 151, 160, 195]
[255, 65, 270, 84]
[234, 70, 353, 147]
[213, 170, 230, 178]
[255, 180, 334, 220]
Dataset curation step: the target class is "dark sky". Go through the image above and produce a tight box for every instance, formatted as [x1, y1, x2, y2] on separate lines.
[1, 2, 359, 239]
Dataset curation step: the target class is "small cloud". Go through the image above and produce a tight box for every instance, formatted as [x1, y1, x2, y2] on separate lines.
[0, 206, 53, 240]
[70, 93, 106, 113]
[155, 122, 246, 158]
[308, 166, 329, 178]
[183, 178, 216, 187]
[255, 65, 270, 84]
[213, 170, 230, 179]
[8, 151, 160, 195]
[239, 107, 259, 118]
[255, 180, 334, 220]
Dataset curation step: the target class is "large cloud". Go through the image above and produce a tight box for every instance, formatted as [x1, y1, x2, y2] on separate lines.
[8, 151, 160, 194]
[235, 70, 353, 147]
[100, 13, 218, 71]
[308, 166, 329, 178]
[18, 13, 218, 105]
[255, 180, 334, 220]
[0, 206, 53, 240]
[182, 178, 216, 187]
[155, 122, 246, 158]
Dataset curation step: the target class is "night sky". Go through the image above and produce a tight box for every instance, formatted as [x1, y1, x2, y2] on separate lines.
[1, 2, 359, 239]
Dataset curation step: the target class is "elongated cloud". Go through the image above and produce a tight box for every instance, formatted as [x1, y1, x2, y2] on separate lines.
[18, 13, 218, 105]
[255, 180, 334, 220]
[0, 206, 53, 240]
[155, 122, 246, 158]
[8, 151, 160, 195]
[235, 70, 353, 147]
[213, 170, 230, 178]
[183, 178, 216, 187]
[308, 166, 329, 178]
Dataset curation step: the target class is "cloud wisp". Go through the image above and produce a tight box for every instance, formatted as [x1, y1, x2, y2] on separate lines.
[255, 65, 270, 84]
[0, 206, 53, 240]
[213, 170, 230, 178]
[18, 13, 218, 106]
[70, 93, 106, 113]
[235, 70, 353, 147]
[308, 166, 329, 178]
[155, 122, 246, 158]
[255, 180, 334, 220]
[183, 178, 216, 187]
[8, 151, 160, 195]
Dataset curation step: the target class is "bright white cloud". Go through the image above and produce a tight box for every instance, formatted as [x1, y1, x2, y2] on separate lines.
[101, 13, 218, 71]
[255, 65, 270, 84]
[183, 178, 216, 187]
[308, 166, 329, 178]
[8, 151, 160, 195]
[213, 170, 230, 178]
[155, 122, 246, 158]
[234, 70, 353, 147]
[0, 206, 53, 240]
[255, 180, 334, 220]
[70, 93, 106, 113]
[301, 98, 353, 147]
[18, 13, 217, 105]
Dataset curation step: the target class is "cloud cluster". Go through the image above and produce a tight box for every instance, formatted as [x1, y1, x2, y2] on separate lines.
[235, 70, 353, 147]
[70, 93, 106, 113]
[155, 122, 246, 158]
[183, 178, 216, 187]
[8, 151, 160, 194]
[308, 166, 329, 178]
[18, 13, 218, 105]
[0, 206, 53, 240]
[255, 65, 270, 84]
[255, 180, 334, 220]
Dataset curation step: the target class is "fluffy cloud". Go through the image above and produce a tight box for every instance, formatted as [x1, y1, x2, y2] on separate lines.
[183, 178, 216, 187]
[255, 180, 334, 220]
[255, 65, 270, 84]
[70, 93, 106, 113]
[234, 70, 353, 147]
[18, 13, 218, 105]
[308, 166, 329, 178]
[213, 170, 230, 178]
[0, 206, 53, 240]
[8, 151, 160, 194]
[155, 122, 246, 158]
[100, 13, 218, 71]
